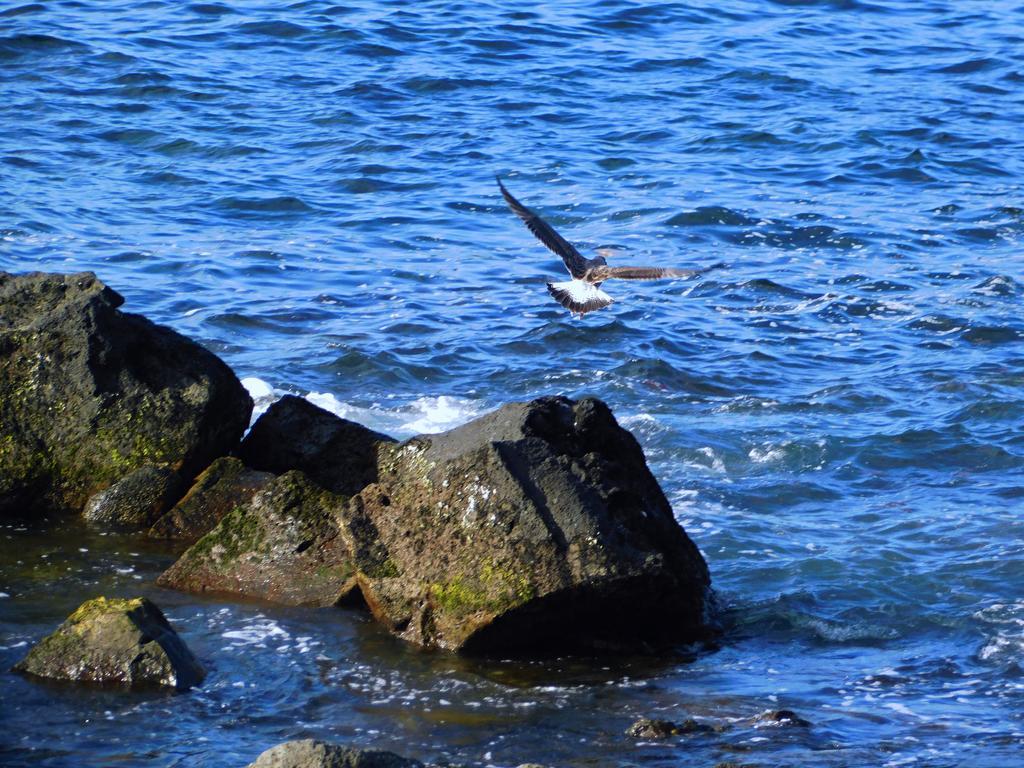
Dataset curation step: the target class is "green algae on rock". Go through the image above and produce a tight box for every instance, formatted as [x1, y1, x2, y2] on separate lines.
[13, 596, 205, 690]
[246, 739, 423, 768]
[148, 456, 274, 543]
[0, 271, 253, 518]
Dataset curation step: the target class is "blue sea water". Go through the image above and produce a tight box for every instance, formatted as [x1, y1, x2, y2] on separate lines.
[1, 0, 1024, 765]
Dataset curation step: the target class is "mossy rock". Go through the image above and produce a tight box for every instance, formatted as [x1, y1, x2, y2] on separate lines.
[13, 596, 205, 690]
[246, 739, 422, 768]
[148, 457, 273, 543]
[157, 471, 358, 606]
[354, 396, 713, 654]
[0, 271, 252, 518]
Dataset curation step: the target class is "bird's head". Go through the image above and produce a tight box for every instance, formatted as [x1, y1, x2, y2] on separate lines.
[595, 247, 621, 266]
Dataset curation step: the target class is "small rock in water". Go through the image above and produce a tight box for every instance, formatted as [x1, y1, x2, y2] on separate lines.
[148, 456, 273, 542]
[626, 718, 680, 739]
[754, 709, 812, 728]
[626, 716, 714, 738]
[13, 596, 205, 690]
[245, 739, 422, 768]
[83, 465, 182, 531]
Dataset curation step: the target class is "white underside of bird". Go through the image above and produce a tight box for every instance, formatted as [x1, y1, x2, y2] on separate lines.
[546, 279, 614, 316]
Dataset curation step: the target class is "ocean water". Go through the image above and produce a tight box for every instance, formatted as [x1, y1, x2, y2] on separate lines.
[1, 0, 1023, 765]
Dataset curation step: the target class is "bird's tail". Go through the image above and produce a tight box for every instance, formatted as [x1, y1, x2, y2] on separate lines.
[547, 279, 614, 316]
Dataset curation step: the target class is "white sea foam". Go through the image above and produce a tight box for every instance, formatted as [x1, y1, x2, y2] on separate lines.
[222, 616, 290, 648]
[242, 377, 484, 438]
[974, 601, 1024, 663]
[749, 443, 787, 464]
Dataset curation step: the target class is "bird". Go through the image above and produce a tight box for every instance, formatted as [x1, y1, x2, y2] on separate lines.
[497, 176, 706, 316]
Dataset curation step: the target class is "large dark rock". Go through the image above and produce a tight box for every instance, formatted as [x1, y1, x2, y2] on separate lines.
[246, 740, 422, 768]
[160, 396, 713, 655]
[13, 596, 205, 690]
[148, 457, 273, 543]
[237, 395, 393, 495]
[0, 271, 253, 517]
[360, 396, 712, 654]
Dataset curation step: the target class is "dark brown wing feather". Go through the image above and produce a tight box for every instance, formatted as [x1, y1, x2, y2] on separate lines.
[498, 177, 589, 279]
[588, 265, 698, 281]
[546, 282, 614, 315]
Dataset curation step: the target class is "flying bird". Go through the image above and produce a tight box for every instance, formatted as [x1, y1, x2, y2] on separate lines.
[497, 176, 704, 316]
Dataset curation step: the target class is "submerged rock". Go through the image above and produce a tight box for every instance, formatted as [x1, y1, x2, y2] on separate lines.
[0, 271, 252, 517]
[246, 740, 422, 768]
[237, 395, 394, 495]
[160, 395, 713, 655]
[13, 596, 205, 690]
[626, 717, 713, 739]
[83, 465, 183, 531]
[157, 471, 359, 606]
[626, 718, 680, 739]
[148, 457, 273, 542]
[754, 709, 811, 728]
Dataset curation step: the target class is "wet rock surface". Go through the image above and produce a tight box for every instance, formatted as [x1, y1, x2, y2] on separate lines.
[237, 395, 394, 495]
[161, 395, 713, 655]
[361, 395, 712, 653]
[83, 465, 183, 531]
[753, 709, 811, 728]
[246, 740, 422, 768]
[0, 271, 252, 517]
[157, 471, 358, 606]
[148, 457, 274, 542]
[13, 596, 205, 690]
[626, 717, 714, 739]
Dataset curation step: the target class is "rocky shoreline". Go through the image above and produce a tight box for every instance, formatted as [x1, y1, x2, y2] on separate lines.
[2, 271, 726, 764]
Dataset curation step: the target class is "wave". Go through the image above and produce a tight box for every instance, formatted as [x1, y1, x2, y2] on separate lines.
[241, 377, 484, 439]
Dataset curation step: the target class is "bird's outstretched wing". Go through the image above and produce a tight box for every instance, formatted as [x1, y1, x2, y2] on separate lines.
[497, 177, 589, 279]
[588, 265, 699, 281]
[547, 279, 614, 316]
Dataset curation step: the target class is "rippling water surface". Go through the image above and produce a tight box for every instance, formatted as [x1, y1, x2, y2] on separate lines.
[2, 1, 1024, 766]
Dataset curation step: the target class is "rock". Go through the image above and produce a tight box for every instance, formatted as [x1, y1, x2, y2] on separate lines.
[754, 709, 811, 728]
[626, 718, 679, 739]
[237, 395, 394, 495]
[0, 271, 252, 517]
[83, 465, 182, 531]
[148, 457, 274, 542]
[625, 717, 713, 739]
[156, 471, 360, 606]
[361, 395, 712, 654]
[13, 596, 205, 690]
[246, 740, 422, 768]
[160, 395, 713, 655]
